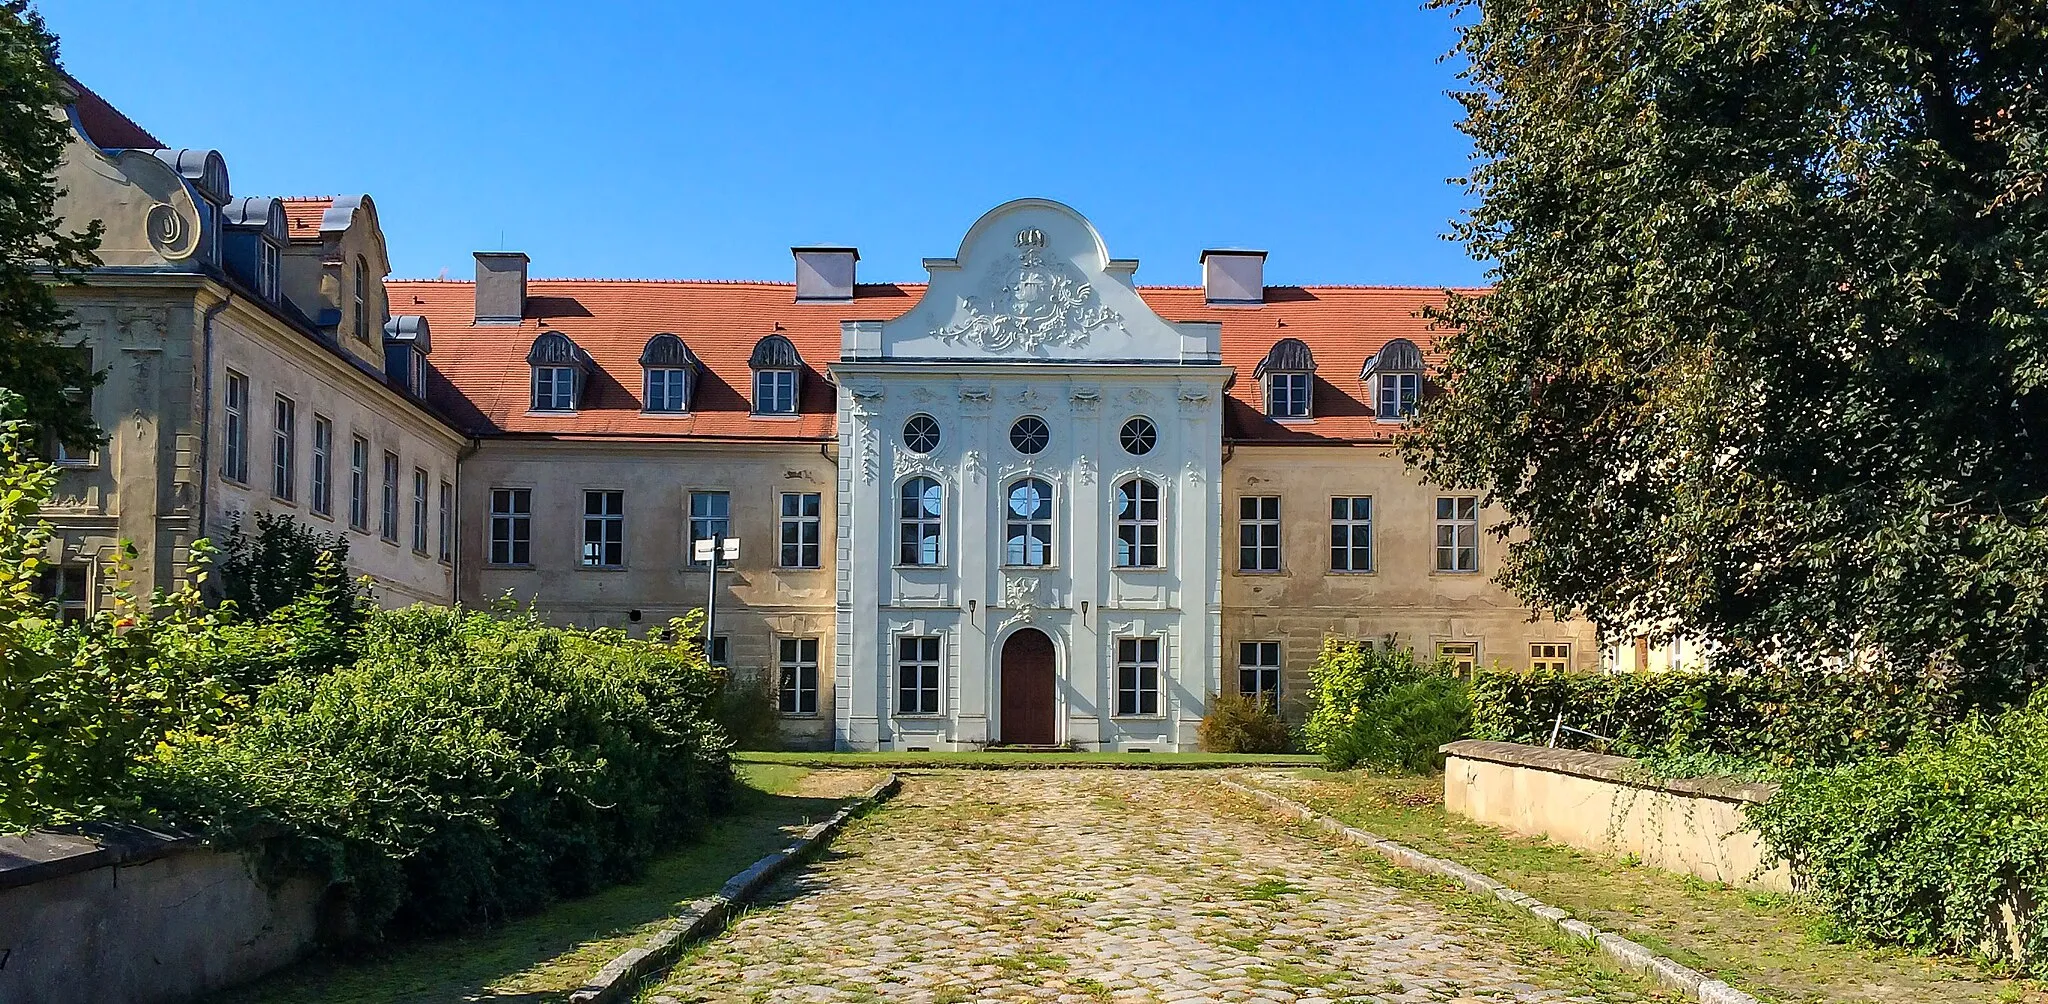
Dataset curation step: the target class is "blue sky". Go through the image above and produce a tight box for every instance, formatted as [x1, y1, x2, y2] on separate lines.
[46, 2, 1482, 287]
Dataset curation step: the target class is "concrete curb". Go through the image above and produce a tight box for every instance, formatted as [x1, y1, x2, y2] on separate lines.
[565, 772, 903, 1004]
[1218, 779, 1763, 1004]
[737, 758, 1322, 771]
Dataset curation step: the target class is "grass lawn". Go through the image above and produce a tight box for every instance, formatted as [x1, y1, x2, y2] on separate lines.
[736, 750, 1319, 768]
[1248, 769, 2047, 1004]
[211, 763, 880, 1004]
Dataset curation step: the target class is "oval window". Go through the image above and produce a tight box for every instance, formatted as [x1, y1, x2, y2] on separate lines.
[1009, 415, 1050, 455]
[1119, 417, 1158, 456]
[903, 414, 941, 454]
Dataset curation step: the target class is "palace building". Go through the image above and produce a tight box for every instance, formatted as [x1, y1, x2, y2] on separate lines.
[41, 80, 1593, 750]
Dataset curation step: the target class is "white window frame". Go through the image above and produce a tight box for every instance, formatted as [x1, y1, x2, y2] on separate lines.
[779, 491, 822, 569]
[1002, 477, 1056, 568]
[754, 368, 797, 415]
[1114, 635, 1163, 717]
[380, 451, 400, 542]
[411, 468, 430, 554]
[257, 240, 280, 300]
[1265, 371, 1311, 418]
[271, 394, 297, 502]
[489, 487, 532, 566]
[348, 435, 370, 531]
[645, 367, 690, 413]
[897, 477, 944, 568]
[438, 479, 453, 563]
[352, 256, 371, 342]
[1377, 371, 1419, 421]
[582, 489, 625, 568]
[222, 370, 249, 484]
[1434, 495, 1480, 573]
[896, 634, 943, 716]
[1330, 496, 1373, 572]
[52, 345, 95, 467]
[778, 637, 820, 715]
[1238, 641, 1282, 706]
[38, 564, 92, 623]
[533, 365, 577, 412]
[687, 490, 731, 569]
[1113, 477, 1162, 569]
[1238, 495, 1281, 572]
[310, 415, 333, 517]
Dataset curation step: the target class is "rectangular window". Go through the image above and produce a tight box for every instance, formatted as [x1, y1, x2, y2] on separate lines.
[707, 635, 730, 666]
[380, 452, 400, 541]
[438, 480, 453, 562]
[489, 488, 532, 565]
[412, 468, 430, 554]
[582, 489, 625, 567]
[1114, 478, 1162, 568]
[1238, 641, 1282, 706]
[223, 370, 249, 483]
[50, 345, 94, 466]
[1238, 495, 1281, 572]
[348, 435, 369, 530]
[688, 490, 731, 568]
[1531, 643, 1571, 673]
[1438, 641, 1478, 678]
[1116, 637, 1162, 716]
[1329, 496, 1373, 572]
[258, 242, 280, 300]
[36, 565, 90, 624]
[898, 478, 944, 566]
[1377, 372, 1419, 420]
[310, 416, 333, 517]
[778, 637, 819, 714]
[779, 492, 821, 568]
[271, 395, 297, 501]
[1003, 479, 1054, 567]
[755, 369, 796, 414]
[646, 368, 689, 412]
[1434, 495, 1479, 572]
[896, 635, 942, 715]
[533, 366, 576, 411]
[1266, 372, 1311, 418]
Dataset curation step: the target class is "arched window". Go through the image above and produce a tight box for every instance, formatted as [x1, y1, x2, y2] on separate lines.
[352, 256, 370, 342]
[1004, 477, 1054, 567]
[1114, 478, 1161, 568]
[641, 333, 698, 413]
[1361, 337, 1426, 421]
[749, 334, 802, 415]
[1254, 337, 1315, 418]
[898, 477, 943, 566]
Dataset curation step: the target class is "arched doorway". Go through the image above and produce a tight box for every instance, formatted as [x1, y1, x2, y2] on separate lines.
[999, 628, 1057, 745]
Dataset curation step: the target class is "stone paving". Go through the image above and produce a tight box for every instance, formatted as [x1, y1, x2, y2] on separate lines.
[648, 771, 1661, 1004]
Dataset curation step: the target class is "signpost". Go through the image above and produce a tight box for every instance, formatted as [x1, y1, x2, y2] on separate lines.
[693, 533, 740, 657]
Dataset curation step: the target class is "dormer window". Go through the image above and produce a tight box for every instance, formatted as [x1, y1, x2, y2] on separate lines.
[640, 333, 699, 413]
[352, 256, 370, 342]
[257, 240, 280, 300]
[527, 331, 593, 413]
[1362, 338, 1426, 422]
[383, 316, 433, 399]
[1254, 337, 1316, 419]
[220, 196, 286, 302]
[749, 334, 802, 415]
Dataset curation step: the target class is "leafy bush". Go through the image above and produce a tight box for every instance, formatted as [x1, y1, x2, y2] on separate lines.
[1472, 666, 1976, 766]
[140, 607, 733, 941]
[217, 510, 363, 625]
[1304, 639, 1471, 772]
[1198, 692, 1292, 753]
[1746, 693, 2048, 969]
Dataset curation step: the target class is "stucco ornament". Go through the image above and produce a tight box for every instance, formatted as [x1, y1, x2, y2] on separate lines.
[936, 229, 1125, 352]
[858, 426, 880, 484]
[963, 450, 986, 484]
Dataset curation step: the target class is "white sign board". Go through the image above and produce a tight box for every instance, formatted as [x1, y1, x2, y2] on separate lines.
[691, 538, 741, 563]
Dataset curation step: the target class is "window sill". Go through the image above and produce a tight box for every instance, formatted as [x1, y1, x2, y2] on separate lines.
[525, 409, 578, 418]
[778, 712, 824, 720]
[778, 564, 826, 572]
[640, 410, 694, 419]
[52, 460, 98, 470]
[1109, 713, 1167, 721]
[1327, 568, 1377, 576]
[580, 564, 629, 572]
[1233, 568, 1286, 576]
[1268, 416, 1316, 425]
[894, 712, 946, 720]
[1000, 564, 1059, 572]
[894, 563, 950, 571]
[751, 413, 801, 421]
[1431, 568, 1483, 576]
[1113, 565, 1169, 574]
[380, 537, 402, 548]
[270, 496, 298, 507]
[487, 562, 537, 570]
[310, 509, 335, 522]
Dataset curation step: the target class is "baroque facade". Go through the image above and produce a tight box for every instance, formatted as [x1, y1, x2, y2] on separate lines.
[41, 82, 1594, 750]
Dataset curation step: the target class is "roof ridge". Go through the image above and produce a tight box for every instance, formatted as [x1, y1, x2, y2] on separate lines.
[391, 277, 1481, 292]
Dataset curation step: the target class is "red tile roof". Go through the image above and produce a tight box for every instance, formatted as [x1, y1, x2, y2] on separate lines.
[387, 278, 1466, 445]
[62, 74, 162, 150]
[280, 197, 335, 239]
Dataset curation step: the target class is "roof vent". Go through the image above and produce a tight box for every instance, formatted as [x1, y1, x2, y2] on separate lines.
[792, 247, 858, 302]
[474, 251, 529, 325]
[1200, 249, 1267, 306]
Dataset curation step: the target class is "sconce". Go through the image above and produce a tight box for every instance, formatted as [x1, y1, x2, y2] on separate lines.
[1080, 600, 1090, 619]
[968, 598, 977, 619]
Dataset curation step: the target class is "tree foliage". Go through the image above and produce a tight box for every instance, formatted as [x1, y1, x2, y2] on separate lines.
[0, 3, 102, 452]
[1408, 2, 2048, 696]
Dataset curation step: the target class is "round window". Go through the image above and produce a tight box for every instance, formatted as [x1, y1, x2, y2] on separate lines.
[1009, 415, 1050, 455]
[903, 414, 941, 454]
[1119, 417, 1158, 456]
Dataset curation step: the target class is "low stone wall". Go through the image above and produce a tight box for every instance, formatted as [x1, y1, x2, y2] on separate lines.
[0, 825, 321, 1004]
[1441, 740, 1793, 893]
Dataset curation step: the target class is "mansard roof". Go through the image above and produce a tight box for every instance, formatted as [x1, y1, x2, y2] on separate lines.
[388, 277, 1461, 445]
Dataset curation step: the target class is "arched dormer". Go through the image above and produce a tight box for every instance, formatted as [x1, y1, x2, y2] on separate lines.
[641, 333, 699, 413]
[1252, 337, 1315, 419]
[383, 316, 432, 399]
[527, 331, 593, 412]
[152, 149, 230, 264]
[1361, 337, 1425, 421]
[221, 196, 286, 301]
[749, 333, 802, 415]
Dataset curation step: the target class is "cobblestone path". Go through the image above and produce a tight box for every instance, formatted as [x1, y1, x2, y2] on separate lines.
[648, 771, 1661, 1004]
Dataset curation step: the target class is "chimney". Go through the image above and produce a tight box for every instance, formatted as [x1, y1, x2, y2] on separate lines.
[1200, 249, 1267, 306]
[792, 247, 858, 302]
[473, 251, 529, 324]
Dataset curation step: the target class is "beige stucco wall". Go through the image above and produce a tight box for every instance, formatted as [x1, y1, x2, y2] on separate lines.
[280, 198, 392, 375]
[1444, 746, 1793, 892]
[459, 439, 839, 747]
[1221, 444, 1596, 718]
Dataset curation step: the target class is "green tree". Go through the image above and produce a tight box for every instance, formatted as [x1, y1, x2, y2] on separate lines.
[1407, 2, 2048, 699]
[0, 2, 103, 453]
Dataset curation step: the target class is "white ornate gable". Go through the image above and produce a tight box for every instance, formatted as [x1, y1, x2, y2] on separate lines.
[842, 199, 1219, 364]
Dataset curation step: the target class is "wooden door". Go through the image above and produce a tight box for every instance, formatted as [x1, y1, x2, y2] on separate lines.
[999, 629, 1056, 745]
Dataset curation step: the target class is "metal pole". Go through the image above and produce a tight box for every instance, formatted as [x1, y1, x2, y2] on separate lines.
[704, 529, 721, 658]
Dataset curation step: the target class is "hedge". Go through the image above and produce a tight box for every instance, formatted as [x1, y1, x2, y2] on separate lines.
[1304, 640, 1472, 773]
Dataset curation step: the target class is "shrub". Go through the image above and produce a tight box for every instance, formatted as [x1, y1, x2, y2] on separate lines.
[1304, 639, 1471, 772]
[139, 606, 733, 942]
[1746, 693, 2048, 969]
[1198, 692, 1292, 753]
[1472, 666, 1976, 766]
[216, 510, 363, 626]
